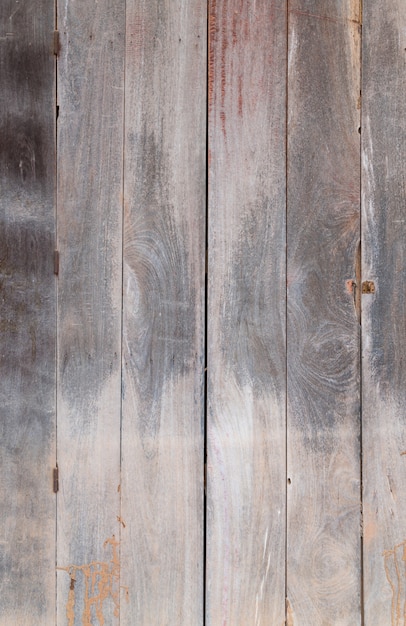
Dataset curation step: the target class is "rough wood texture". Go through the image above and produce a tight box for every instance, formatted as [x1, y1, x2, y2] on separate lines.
[0, 2, 56, 624]
[286, 2, 362, 623]
[361, 1, 406, 623]
[120, 1, 206, 623]
[206, 2, 287, 624]
[56, 2, 124, 624]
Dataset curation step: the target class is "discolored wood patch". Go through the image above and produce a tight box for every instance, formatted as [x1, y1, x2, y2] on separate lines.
[58, 537, 127, 626]
[384, 541, 406, 626]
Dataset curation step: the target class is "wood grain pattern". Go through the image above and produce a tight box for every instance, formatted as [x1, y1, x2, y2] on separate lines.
[206, 1, 287, 623]
[56, 2, 124, 624]
[361, 1, 406, 623]
[286, 3, 362, 623]
[120, 1, 206, 623]
[0, 2, 56, 623]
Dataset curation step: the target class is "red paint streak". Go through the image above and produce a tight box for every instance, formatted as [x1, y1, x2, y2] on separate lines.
[238, 74, 243, 117]
[220, 0, 228, 134]
[232, 10, 238, 46]
[208, 0, 217, 113]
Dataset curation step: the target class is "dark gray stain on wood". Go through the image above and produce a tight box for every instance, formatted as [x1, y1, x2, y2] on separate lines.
[0, 221, 55, 618]
[1, 42, 50, 91]
[222, 201, 285, 397]
[124, 129, 195, 453]
[0, 221, 54, 396]
[0, 13, 53, 190]
[0, 117, 46, 184]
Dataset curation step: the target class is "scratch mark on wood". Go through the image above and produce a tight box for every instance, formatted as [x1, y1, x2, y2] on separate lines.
[383, 541, 406, 626]
[58, 536, 124, 625]
[288, 9, 361, 26]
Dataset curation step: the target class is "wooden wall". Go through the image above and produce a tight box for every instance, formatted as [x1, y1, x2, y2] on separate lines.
[0, 1, 405, 624]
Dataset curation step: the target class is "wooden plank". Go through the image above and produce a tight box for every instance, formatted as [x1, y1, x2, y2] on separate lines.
[56, 2, 124, 624]
[286, 2, 362, 623]
[361, 1, 406, 623]
[120, 1, 206, 623]
[0, 2, 56, 624]
[206, 2, 287, 624]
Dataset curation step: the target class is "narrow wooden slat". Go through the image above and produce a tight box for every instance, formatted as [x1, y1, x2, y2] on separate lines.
[0, 2, 56, 623]
[121, 1, 206, 623]
[56, 3, 124, 624]
[207, 2, 287, 623]
[286, 2, 362, 623]
[361, 1, 406, 623]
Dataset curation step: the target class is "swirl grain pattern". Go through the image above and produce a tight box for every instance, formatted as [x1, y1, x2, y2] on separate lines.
[286, 3, 362, 623]
[121, 1, 206, 623]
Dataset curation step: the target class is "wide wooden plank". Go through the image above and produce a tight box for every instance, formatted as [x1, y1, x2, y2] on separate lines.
[0, 2, 56, 624]
[121, 1, 206, 623]
[286, 3, 362, 624]
[206, 2, 287, 624]
[56, 2, 124, 624]
[361, 1, 406, 623]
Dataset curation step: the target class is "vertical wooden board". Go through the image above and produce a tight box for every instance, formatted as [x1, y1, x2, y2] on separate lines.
[361, 1, 406, 623]
[0, 1, 56, 624]
[121, 1, 206, 623]
[56, 2, 124, 624]
[207, 2, 287, 624]
[286, 3, 361, 624]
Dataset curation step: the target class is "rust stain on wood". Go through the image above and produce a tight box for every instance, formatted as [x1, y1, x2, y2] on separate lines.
[362, 280, 375, 294]
[383, 541, 406, 626]
[58, 536, 124, 625]
[286, 598, 294, 625]
[346, 279, 355, 294]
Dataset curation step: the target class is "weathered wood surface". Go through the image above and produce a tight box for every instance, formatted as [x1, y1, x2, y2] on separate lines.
[120, 1, 206, 623]
[56, 2, 124, 624]
[206, 1, 287, 624]
[286, 2, 362, 623]
[0, 1, 56, 624]
[361, 1, 406, 623]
